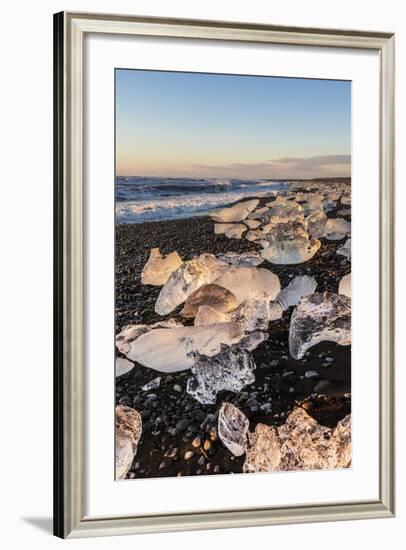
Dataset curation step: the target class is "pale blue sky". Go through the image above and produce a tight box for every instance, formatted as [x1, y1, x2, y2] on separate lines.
[116, 69, 351, 178]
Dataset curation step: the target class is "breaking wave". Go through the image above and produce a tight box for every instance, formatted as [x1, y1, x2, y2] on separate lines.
[115, 176, 286, 223]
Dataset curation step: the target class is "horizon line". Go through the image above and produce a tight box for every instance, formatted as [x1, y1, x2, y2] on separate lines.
[115, 174, 351, 181]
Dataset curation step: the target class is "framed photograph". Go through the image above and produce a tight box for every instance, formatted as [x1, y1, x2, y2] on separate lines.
[54, 12, 395, 538]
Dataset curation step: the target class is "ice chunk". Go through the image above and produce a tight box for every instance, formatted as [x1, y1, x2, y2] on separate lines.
[214, 223, 247, 238]
[248, 207, 269, 220]
[245, 229, 264, 241]
[260, 222, 321, 265]
[218, 402, 250, 456]
[338, 207, 351, 217]
[323, 218, 351, 240]
[141, 248, 182, 286]
[155, 254, 227, 315]
[323, 198, 337, 213]
[337, 238, 351, 261]
[263, 198, 304, 224]
[268, 301, 284, 320]
[115, 357, 134, 377]
[211, 199, 259, 222]
[244, 424, 281, 471]
[214, 266, 281, 305]
[301, 194, 324, 215]
[224, 223, 247, 239]
[231, 291, 274, 332]
[276, 275, 318, 310]
[338, 273, 351, 298]
[243, 408, 351, 473]
[186, 346, 256, 405]
[261, 222, 274, 235]
[244, 219, 262, 229]
[116, 319, 183, 356]
[194, 305, 231, 326]
[181, 283, 237, 318]
[214, 223, 234, 235]
[217, 251, 264, 267]
[306, 210, 327, 238]
[289, 292, 351, 359]
[126, 323, 245, 372]
[239, 330, 268, 351]
[115, 405, 142, 480]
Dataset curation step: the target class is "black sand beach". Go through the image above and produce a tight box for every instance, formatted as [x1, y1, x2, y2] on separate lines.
[115, 199, 351, 479]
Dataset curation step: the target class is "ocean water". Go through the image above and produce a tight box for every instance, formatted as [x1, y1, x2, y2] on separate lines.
[115, 176, 287, 223]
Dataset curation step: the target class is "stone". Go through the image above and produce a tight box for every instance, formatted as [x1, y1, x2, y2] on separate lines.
[260, 222, 321, 265]
[217, 251, 264, 268]
[243, 408, 351, 473]
[184, 451, 195, 460]
[180, 283, 238, 318]
[186, 346, 256, 405]
[218, 402, 250, 456]
[314, 380, 330, 392]
[244, 219, 262, 229]
[337, 238, 351, 261]
[116, 319, 182, 356]
[164, 447, 178, 458]
[155, 254, 227, 315]
[323, 218, 351, 240]
[176, 418, 190, 431]
[304, 370, 319, 378]
[115, 357, 134, 377]
[203, 439, 212, 451]
[141, 377, 161, 391]
[306, 210, 327, 238]
[126, 323, 245, 372]
[276, 275, 318, 310]
[338, 273, 351, 298]
[194, 305, 231, 326]
[289, 292, 351, 360]
[214, 266, 281, 306]
[115, 405, 142, 480]
[211, 199, 259, 223]
[141, 247, 183, 286]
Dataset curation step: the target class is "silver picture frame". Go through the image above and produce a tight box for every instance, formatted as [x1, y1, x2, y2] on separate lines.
[53, 11, 395, 538]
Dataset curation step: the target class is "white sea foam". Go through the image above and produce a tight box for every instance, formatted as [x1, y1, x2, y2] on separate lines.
[115, 177, 287, 223]
[116, 189, 278, 224]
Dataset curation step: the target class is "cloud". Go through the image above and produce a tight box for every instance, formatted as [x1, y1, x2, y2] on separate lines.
[191, 154, 351, 179]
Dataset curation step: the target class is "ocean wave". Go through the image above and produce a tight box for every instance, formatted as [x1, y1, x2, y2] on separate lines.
[116, 176, 283, 201]
[116, 188, 280, 224]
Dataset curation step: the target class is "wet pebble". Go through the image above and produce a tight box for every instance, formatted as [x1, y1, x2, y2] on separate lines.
[176, 418, 190, 431]
[314, 380, 330, 392]
[305, 370, 319, 378]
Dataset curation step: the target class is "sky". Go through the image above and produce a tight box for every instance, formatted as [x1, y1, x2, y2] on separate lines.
[116, 69, 351, 179]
